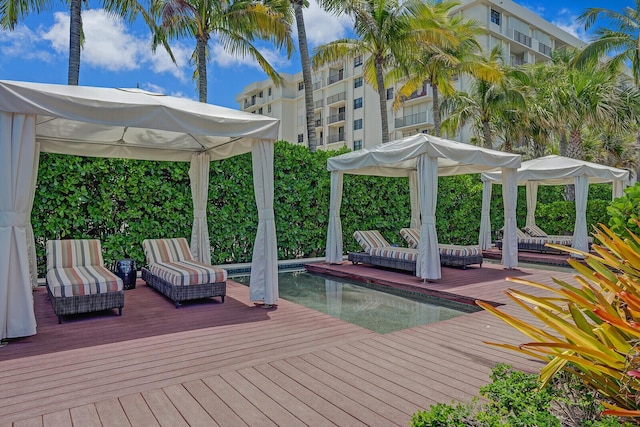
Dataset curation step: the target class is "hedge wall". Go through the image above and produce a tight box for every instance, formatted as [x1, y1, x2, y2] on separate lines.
[32, 142, 611, 276]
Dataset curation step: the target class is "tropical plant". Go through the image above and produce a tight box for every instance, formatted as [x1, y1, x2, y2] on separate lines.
[607, 183, 640, 244]
[477, 221, 640, 417]
[440, 45, 526, 148]
[388, 5, 494, 137]
[152, 0, 294, 103]
[0, 0, 147, 85]
[312, 0, 457, 144]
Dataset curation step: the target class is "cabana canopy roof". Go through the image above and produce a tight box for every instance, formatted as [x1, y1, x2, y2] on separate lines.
[0, 80, 280, 162]
[327, 133, 521, 177]
[481, 155, 630, 185]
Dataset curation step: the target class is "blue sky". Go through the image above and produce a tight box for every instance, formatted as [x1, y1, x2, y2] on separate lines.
[0, 0, 633, 109]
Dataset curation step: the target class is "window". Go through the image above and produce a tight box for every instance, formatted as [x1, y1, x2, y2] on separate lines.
[354, 77, 363, 88]
[298, 81, 304, 90]
[268, 87, 272, 96]
[354, 97, 363, 109]
[267, 105, 272, 113]
[297, 133, 304, 143]
[259, 91, 263, 98]
[354, 140, 362, 150]
[386, 87, 394, 100]
[354, 119, 363, 130]
[354, 55, 363, 67]
[258, 108, 263, 114]
[490, 9, 501, 25]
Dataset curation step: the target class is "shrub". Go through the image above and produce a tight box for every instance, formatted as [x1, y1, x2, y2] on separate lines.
[608, 183, 640, 243]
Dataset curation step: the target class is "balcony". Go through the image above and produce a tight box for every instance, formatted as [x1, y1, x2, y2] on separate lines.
[315, 118, 323, 127]
[328, 134, 345, 143]
[314, 99, 324, 109]
[538, 42, 552, 57]
[243, 99, 256, 109]
[327, 112, 346, 124]
[327, 72, 344, 85]
[511, 55, 526, 66]
[513, 29, 532, 48]
[312, 81, 323, 91]
[395, 111, 428, 128]
[401, 88, 429, 103]
[327, 91, 346, 105]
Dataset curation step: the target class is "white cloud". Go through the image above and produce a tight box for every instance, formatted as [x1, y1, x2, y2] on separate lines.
[551, 9, 588, 42]
[299, 0, 353, 46]
[0, 24, 56, 62]
[39, 10, 191, 80]
[210, 41, 290, 71]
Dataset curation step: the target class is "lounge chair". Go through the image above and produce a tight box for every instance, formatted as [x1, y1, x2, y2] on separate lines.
[141, 238, 227, 308]
[45, 239, 124, 324]
[348, 230, 417, 273]
[495, 227, 587, 253]
[399, 228, 483, 269]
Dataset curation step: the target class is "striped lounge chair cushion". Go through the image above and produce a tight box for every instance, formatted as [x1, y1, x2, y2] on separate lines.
[540, 236, 574, 246]
[143, 238, 194, 264]
[438, 244, 482, 257]
[369, 247, 418, 262]
[353, 230, 391, 253]
[46, 265, 123, 297]
[149, 260, 227, 286]
[400, 228, 420, 249]
[46, 239, 104, 270]
[523, 225, 547, 237]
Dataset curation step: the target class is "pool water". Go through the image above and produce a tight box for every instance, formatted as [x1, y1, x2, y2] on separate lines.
[232, 271, 480, 334]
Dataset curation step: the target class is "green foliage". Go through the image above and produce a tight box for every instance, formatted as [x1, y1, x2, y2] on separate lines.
[31, 144, 616, 276]
[410, 364, 634, 427]
[607, 183, 640, 242]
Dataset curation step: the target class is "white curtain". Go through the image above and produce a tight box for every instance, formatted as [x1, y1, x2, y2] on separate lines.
[612, 180, 626, 199]
[249, 141, 278, 305]
[409, 171, 421, 228]
[479, 181, 492, 250]
[416, 155, 441, 280]
[0, 113, 38, 339]
[189, 153, 211, 264]
[326, 171, 344, 264]
[501, 168, 518, 269]
[525, 181, 538, 227]
[572, 175, 589, 256]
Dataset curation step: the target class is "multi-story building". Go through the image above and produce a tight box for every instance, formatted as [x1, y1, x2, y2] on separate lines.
[235, 0, 585, 150]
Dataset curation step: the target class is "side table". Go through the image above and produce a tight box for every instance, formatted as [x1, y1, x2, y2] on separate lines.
[114, 259, 137, 290]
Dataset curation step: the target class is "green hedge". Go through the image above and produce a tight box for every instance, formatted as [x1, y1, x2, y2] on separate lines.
[31, 142, 613, 276]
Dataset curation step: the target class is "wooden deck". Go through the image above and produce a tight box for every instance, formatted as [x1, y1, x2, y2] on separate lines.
[1, 262, 575, 426]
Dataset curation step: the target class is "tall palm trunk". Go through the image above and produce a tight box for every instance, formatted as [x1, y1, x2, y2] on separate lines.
[431, 82, 440, 137]
[559, 129, 568, 156]
[68, 0, 82, 85]
[293, 1, 316, 151]
[375, 58, 389, 143]
[482, 119, 491, 148]
[196, 36, 208, 103]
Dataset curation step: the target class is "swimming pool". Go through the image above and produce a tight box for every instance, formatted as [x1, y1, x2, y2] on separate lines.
[232, 270, 480, 334]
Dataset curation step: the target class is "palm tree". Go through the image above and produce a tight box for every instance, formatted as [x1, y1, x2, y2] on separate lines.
[388, 16, 499, 136]
[312, 0, 456, 144]
[577, 3, 640, 179]
[153, 0, 294, 103]
[440, 46, 526, 148]
[1, 0, 145, 85]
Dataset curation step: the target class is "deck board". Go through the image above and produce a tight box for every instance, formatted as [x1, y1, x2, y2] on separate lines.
[1, 262, 577, 426]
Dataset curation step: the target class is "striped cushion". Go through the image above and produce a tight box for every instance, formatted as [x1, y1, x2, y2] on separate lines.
[400, 228, 421, 249]
[369, 247, 418, 262]
[46, 265, 123, 297]
[438, 244, 482, 257]
[353, 230, 390, 253]
[523, 225, 548, 237]
[46, 239, 104, 270]
[143, 238, 194, 264]
[149, 260, 227, 287]
[516, 228, 528, 239]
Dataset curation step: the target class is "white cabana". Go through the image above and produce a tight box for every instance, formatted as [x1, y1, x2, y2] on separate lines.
[325, 134, 522, 280]
[481, 155, 630, 254]
[0, 80, 281, 339]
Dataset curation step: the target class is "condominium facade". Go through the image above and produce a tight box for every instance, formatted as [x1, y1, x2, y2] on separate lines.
[235, 0, 585, 150]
